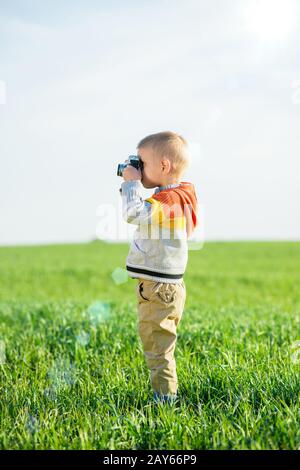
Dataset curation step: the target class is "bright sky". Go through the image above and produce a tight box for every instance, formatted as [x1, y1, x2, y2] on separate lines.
[1, 0, 300, 246]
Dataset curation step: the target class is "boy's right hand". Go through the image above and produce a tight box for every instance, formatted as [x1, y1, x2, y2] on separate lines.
[122, 165, 142, 182]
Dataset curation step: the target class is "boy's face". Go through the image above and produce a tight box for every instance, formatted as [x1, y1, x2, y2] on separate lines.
[138, 147, 167, 189]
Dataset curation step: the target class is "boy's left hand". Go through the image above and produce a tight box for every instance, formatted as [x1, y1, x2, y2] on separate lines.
[122, 165, 142, 182]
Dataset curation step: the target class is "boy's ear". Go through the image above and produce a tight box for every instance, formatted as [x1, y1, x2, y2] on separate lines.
[161, 158, 171, 173]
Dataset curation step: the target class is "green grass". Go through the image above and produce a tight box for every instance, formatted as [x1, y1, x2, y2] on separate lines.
[0, 240, 300, 449]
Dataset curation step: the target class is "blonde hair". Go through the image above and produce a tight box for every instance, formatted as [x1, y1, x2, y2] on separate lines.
[137, 131, 190, 176]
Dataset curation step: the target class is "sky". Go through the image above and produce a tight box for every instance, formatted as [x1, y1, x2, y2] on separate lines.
[0, 0, 300, 246]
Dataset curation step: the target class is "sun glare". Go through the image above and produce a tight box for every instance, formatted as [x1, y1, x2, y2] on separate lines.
[242, 0, 297, 41]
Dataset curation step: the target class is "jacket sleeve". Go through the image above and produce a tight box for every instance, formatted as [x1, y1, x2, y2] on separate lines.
[120, 180, 161, 225]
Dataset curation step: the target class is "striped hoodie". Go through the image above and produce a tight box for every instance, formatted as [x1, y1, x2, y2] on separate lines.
[120, 180, 198, 283]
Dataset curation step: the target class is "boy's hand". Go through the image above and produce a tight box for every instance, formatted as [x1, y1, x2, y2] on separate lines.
[122, 165, 142, 182]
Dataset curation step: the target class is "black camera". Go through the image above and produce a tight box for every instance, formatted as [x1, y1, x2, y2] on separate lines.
[117, 155, 143, 177]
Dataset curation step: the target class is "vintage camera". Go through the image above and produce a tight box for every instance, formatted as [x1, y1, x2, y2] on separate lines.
[117, 155, 144, 177]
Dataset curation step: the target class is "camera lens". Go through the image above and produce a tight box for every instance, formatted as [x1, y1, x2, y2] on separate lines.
[117, 163, 126, 176]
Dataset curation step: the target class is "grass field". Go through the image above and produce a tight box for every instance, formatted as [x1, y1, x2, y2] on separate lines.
[0, 240, 299, 449]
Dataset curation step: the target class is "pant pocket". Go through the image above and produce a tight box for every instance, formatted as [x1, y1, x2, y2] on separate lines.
[138, 279, 162, 301]
[138, 281, 150, 301]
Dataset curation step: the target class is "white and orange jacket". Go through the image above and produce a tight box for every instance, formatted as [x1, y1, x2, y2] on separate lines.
[120, 180, 198, 283]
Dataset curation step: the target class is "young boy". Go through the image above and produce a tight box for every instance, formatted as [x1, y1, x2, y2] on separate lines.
[119, 131, 198, 405]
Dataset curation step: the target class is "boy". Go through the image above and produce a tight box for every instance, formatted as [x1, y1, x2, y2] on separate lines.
[119, 131, 198, 405]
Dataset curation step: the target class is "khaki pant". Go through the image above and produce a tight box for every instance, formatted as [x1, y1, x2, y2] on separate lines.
[136, 278, 186, 395]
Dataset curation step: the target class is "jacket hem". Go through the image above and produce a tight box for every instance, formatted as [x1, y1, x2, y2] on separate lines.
[126, 265, 184, 282]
